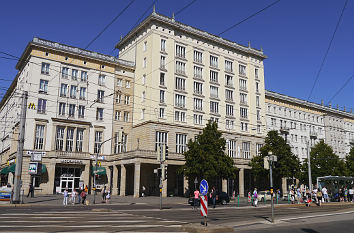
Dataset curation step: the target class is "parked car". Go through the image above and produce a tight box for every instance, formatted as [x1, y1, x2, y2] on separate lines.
[257, 191, 273, 202]
[188, 191, 230, 206]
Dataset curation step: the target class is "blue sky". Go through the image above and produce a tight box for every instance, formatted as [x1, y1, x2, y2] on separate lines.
[1, 0, 353, 111]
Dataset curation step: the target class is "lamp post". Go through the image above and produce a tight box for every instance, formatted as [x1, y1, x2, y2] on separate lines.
[267, 151, 277, 223]
[307, 133, 317, 193]
[93, 137, 115, 204]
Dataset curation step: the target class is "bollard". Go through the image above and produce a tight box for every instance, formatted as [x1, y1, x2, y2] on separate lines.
[264, 195, 266, 205]
[237, 195, 240, 207]
[288, 194, 290, 204]
[251, 196, 253, 206]
[276, 194, 279, 204]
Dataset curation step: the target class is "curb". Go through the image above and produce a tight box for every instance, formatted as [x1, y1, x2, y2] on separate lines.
[182, 223, 235, 233]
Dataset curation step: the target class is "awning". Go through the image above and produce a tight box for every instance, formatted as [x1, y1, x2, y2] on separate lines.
[0, 166, 8, 175]
[40, 164, 47, 174]
[1, 163, 47, 175]
[91, 166, 106, 176]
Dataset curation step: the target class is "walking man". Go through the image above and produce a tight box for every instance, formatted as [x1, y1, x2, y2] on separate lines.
[71, 189, 76, 205]
[63, 189, 68, 206]
[253, 188, 258, 207]
[27, 183, 34, 198]
[211, 187, 216, 208]
[322, 186, 328, 202]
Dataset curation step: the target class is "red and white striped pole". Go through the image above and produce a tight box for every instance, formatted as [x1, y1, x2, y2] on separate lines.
[200, 195, 208, 226]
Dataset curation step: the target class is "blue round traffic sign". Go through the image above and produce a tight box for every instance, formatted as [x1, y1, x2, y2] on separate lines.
[199, 179, 208, 196]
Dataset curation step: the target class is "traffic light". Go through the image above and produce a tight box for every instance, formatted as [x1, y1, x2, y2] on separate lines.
[157, 168, 162, 177]
[162, 165, 168, 180]
[165, 145, 169, 160]
[157, 145, 161, 162]
[162, 144, 169, 161]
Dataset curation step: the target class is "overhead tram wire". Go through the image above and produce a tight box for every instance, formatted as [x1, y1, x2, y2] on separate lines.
[175, 0, 198, 16]
[327, 74, 354, 106]
[131, 0, 282, 86]
[307, 0, 349, 101]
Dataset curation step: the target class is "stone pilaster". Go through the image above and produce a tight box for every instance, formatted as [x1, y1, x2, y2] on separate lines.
[120, 164, 126, 196]
[222, 179, 227, 193]
[239, 168, 245, 197]
[47, 162, 56, 194]
[162, 178, 167, 197]
[112, 165, 118, 195]
[133, 163, 141, 198]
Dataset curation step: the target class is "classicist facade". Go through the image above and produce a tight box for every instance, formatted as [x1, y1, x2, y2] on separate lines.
[265, 90, 354, 161]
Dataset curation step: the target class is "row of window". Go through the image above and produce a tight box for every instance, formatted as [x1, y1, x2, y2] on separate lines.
[268, 104, 324, 124]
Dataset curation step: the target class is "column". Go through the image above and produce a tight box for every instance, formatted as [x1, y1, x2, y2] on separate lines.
[282, 177, 287, 197]
[47, 162, 56, 194]
[238, 168, 244, 197]
[106, 166, 112, 191]
[112, 165, 118, 195]
[133, 163, 141, 198]
[183, 175, 188, 196]
[120, 164, 126, 196]
[222, 179, 227, 193]
[82, 160, 90, 192]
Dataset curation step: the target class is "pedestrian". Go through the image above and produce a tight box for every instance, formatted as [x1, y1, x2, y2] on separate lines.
[317, 189, 322, 206]
[81, 189, 87, 205]
[102, 186, 106, 202]
[344, 187, 348, 202]
[290, 189, 295, 204]
[142, 185, 146, 197]
[349, 187, 354, 202]
[77, 187, 82, 204]
[71, 189, 76, 205]
[84, 185, 88, 193]
[27, 183, 34, 198]
[253, 188, 258, 207]
[322, 186, 328, 203]
[106, 191, 111, 204]
[297, 188, 302, 204]
[210, 187, 216, 208]
[63, 189, 68, 206]
[193, 188, 200, 210]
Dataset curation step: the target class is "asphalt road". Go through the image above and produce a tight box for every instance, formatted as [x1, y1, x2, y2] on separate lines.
[0, 202, 353, 232]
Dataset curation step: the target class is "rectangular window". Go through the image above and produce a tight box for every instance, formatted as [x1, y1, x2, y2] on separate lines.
[96, 108, 103, 120]
[66, 127, 74, 152]
[55, 126, 65, 151]
[240, 107, 248, 119]
[98, 74, 105, 86]
[241, 122, 248, 131]
[194, 82, 203, 95]
[161, 39, 166, 52]
[256, 143, 263, 156]
[59, 102, 66, 116]
[94, 131, 103, 153]
[175, 111, 186, 122]
[225, 60, 233, 73]
[256, 96, 260, 107]
[116, 94, 121, 103]
[240, 93, 247, 104]
[37, 99, 47, 114]
[69, 104, 75, 117]
[194, 98, 203, 111]
[143, 57, 147, 68]
[125, 80, 130, 88]
[210, 101, 219, 113]
[176, 61, 186, 75]
[62, 67, 69, 78]
[34, 125, 45, 150]
[225, 89, 233, 101]
[60, 84, 67, 97]
[257, 109, 261, 121]
[257, 124, 261, 133]
[239, 64, 246, 75]
[155, 131, 168, 151]
[78, 105, 85, 118]
[194, 66, 203, 79]
[97, 90, 105, 103]
[70, 85, 77, 98]
[176, 45, 186, 58]
[242, 142, 251, 159]
[256, 82, 259, 93]
[226, 120, 234, 130]
[124, 95, 130, 105]
[175, 77, 186, 90]
[79, 87, 86, 100]
[210, 55, 218, 68]
[225, 75, 233, 87]
[159, 108, 165, 118]
[210, 86, 218, 98]
[72, 69, 78, 80]
[39, 79, 48, 93]
[115, 111, 121, 121]
[194, 50, 203, 63]
[176, 134, 187, 154]
[226, 104, 234, 116]
[160, 56, 166, 69]
[175, 94, 186, 108]
[160, 90, 165, 103]
[239, 79, 247, 91]
[160, 73, 165, 86]
[143, 41, 147, 51]
[210, 71, 218, 83]
[81, 71, 88, 81]
[76, 129, 84, 152]
[255, 68, 259, 79]
[227, 140, 236, 158]
[117, 78, 123, 87]
[114, 132, 127, 153]
[193, 114, 203, 125]
[123, 111, 129, 122]
[41, 63, 50, 74]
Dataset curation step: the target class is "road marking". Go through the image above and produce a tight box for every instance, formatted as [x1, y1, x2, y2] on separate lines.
[280, 210, 354, 221]
[88, 220, 147, 223]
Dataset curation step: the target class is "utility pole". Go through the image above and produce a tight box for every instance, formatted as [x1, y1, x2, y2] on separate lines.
[13, 91, 28, 204]
[266, 151, 277, 223]
[307, 140, 312, 192]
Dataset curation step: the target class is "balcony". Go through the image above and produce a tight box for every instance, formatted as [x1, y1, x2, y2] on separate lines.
[310, 131, 318, 139]
[279, 126, 290, 134]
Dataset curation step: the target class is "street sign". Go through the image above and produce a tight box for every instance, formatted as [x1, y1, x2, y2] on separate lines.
[199, 179, 208, 196]
[28, 162, 38, 175]
[264, 156, 269, 170]
[200, 195, 208, 217]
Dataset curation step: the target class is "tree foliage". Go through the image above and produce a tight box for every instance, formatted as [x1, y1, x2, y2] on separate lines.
[181, 121, 238, 183]
[345, 147, 354, 176]
[250, 130, 301, 182]
[301, 140, 347, 184]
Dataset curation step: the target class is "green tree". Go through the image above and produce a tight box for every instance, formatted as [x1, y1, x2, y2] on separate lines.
[301, 140, 347, 184]
[345, 147, 354, 176]
[181, 121, 238, 184]
[250, 130, 301, 185]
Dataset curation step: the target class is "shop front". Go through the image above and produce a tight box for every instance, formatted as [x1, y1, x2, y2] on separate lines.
[54, 159, 86, 194]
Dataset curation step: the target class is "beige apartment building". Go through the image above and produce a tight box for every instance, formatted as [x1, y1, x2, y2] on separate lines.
[0, 38, 135, 195]
[115, 12, 267, 197]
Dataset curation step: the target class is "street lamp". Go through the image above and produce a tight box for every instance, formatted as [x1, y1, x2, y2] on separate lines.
[307, 133, 317, 193]
[93, 136, 115, 204]
[266, 151, 277, 223]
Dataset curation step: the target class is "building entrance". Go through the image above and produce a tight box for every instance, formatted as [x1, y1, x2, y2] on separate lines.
[60, 176, 75, 193]
[55, 166, 82, 194]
